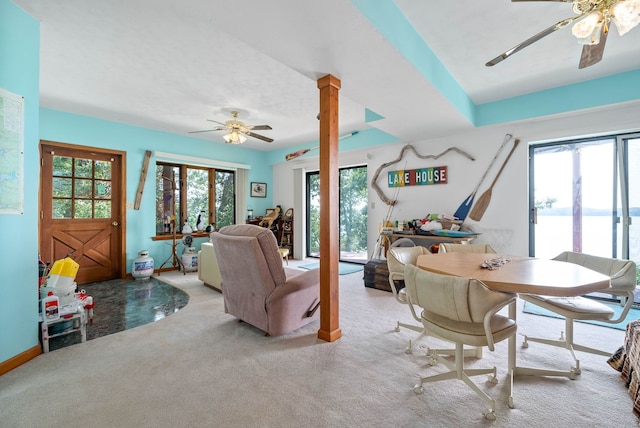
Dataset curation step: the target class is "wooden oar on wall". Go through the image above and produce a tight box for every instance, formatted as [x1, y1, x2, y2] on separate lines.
[453, 133, 512, 221]
[285, 131, 359, 161]
[468, 138, 520, 221]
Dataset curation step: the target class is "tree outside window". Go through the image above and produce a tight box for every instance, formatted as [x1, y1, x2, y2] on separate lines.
[155, 162, 235, 235]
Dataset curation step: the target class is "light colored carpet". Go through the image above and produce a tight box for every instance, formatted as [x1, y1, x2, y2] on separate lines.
[0, 263, 637, 427]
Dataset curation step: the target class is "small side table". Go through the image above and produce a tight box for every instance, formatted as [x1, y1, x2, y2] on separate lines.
[40, 309, 87, 353]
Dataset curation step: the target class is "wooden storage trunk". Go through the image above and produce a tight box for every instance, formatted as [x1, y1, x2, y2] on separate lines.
[364, 259, 395, 292]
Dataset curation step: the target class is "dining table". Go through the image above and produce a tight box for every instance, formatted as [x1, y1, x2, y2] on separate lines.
[415, 252, 611, 408]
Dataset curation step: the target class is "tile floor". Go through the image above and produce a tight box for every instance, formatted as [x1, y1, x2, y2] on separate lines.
[45, 276, 189, 352]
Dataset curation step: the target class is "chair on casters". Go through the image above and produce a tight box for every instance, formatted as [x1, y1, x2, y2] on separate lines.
[387, 246, 484, 358]
[404, 264, 517, 421]
[438, 243, 497, 254]
[520, 251, 637, 376]
[387, 246, 429, 354]
[390, 237, 416, 248]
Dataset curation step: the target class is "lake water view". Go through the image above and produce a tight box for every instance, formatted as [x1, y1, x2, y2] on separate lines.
[535, 215, 640, 264]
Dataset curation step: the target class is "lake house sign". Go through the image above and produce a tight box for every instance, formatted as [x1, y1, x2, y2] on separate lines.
[388, 166, 447, 187]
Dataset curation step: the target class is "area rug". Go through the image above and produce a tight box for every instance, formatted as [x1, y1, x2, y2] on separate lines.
[48, 276, 189, 351]
[523, 300, 640, 330]
[299, 262, 364, 275]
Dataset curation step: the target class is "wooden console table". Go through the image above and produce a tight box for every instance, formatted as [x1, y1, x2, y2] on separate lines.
[385, 233, 475, 254]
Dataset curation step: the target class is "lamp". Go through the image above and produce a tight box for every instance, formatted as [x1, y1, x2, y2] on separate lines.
[571, 0, 640, 44]
[247, 207, 254, 220]
[223, 130, 247, 144]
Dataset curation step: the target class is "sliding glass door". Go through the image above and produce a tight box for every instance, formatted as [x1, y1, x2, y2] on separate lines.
[620, 135, 640, 272]
[530, 139, 617, 259]
[306, 166, 368, 263]
[530, 133, 640, 301]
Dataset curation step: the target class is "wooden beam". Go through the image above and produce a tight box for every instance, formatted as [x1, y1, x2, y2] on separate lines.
[317, 74, 342, 342]
[134, 150, 152, 210]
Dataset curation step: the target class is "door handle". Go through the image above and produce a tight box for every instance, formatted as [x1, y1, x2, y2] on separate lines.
[112, 221, 119, 226]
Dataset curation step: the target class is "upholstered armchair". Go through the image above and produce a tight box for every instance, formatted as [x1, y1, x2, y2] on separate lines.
[210, 224, 320, 336]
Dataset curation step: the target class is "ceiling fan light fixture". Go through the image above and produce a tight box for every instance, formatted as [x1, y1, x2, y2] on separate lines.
[488, 0, 639, 68]
[572, 11, 604, 44]
[223, 130, 247, 144]
[611, 0, 640, 35]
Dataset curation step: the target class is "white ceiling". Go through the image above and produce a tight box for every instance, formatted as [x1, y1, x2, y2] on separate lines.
[13, 0, 640, 151]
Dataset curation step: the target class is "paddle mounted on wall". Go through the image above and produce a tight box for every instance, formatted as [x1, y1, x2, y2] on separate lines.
[468, 138, 521, 221]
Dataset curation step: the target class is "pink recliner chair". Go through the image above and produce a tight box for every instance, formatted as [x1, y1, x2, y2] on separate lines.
[211, 224, 320, 336]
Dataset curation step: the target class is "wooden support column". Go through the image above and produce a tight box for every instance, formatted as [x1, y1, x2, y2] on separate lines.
[317, 74, 342, 342]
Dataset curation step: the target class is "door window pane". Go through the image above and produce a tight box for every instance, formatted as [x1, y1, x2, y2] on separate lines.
[74, 178, 93, 198]
[53, 156, 72, 177]
[532, 140, 614, 259]
[306, 166, 368, 263]
[307, 173, 320, 256]
[74, 158, 93, 178]
[94, 180, 111, 199]
[53, 177, 72, 198]
[628, 138, 640, 290]
[531, 134, 639, 304]
[51, 155, 113, 219]
[94, 160, 111, 180]
[339, 167, 368, 263]
[74, 200, 92, 219]
[53, 199, 72, 219]
[94, 200, 111, 219]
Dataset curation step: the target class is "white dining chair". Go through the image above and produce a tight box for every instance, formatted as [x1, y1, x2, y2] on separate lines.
[404, 264, 517, 421]
[520, 251, 637, 375]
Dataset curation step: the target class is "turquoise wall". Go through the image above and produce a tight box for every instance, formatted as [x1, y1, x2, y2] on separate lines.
[1, 0, 275, 364]
[0, 0, 41, 363]
[39, 108, 275, 275]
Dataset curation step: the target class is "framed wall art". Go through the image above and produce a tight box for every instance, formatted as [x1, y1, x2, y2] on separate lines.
[251, 182, 267, 198]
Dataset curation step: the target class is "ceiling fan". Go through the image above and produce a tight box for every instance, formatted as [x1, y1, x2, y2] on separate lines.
[189, 110, 273, 144]
[486, 0, 640, 69]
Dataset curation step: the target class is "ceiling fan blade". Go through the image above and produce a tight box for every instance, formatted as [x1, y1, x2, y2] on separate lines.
[486, 14, 585, 66]
[207, 119, 228, 127]
[247, 132, 274, 143]
[188, 126, 226, 134]
[188, 129, 217, 134]
[579, 28, 608, 69]
[248, 125, 272, 131]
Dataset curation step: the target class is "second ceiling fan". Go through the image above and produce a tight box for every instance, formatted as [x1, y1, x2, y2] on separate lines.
[486, 0, 640, 69]
[189, 110, 273, 144]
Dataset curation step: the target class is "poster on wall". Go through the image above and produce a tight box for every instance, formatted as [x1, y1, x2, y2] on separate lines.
[0, 87, 24, 214]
